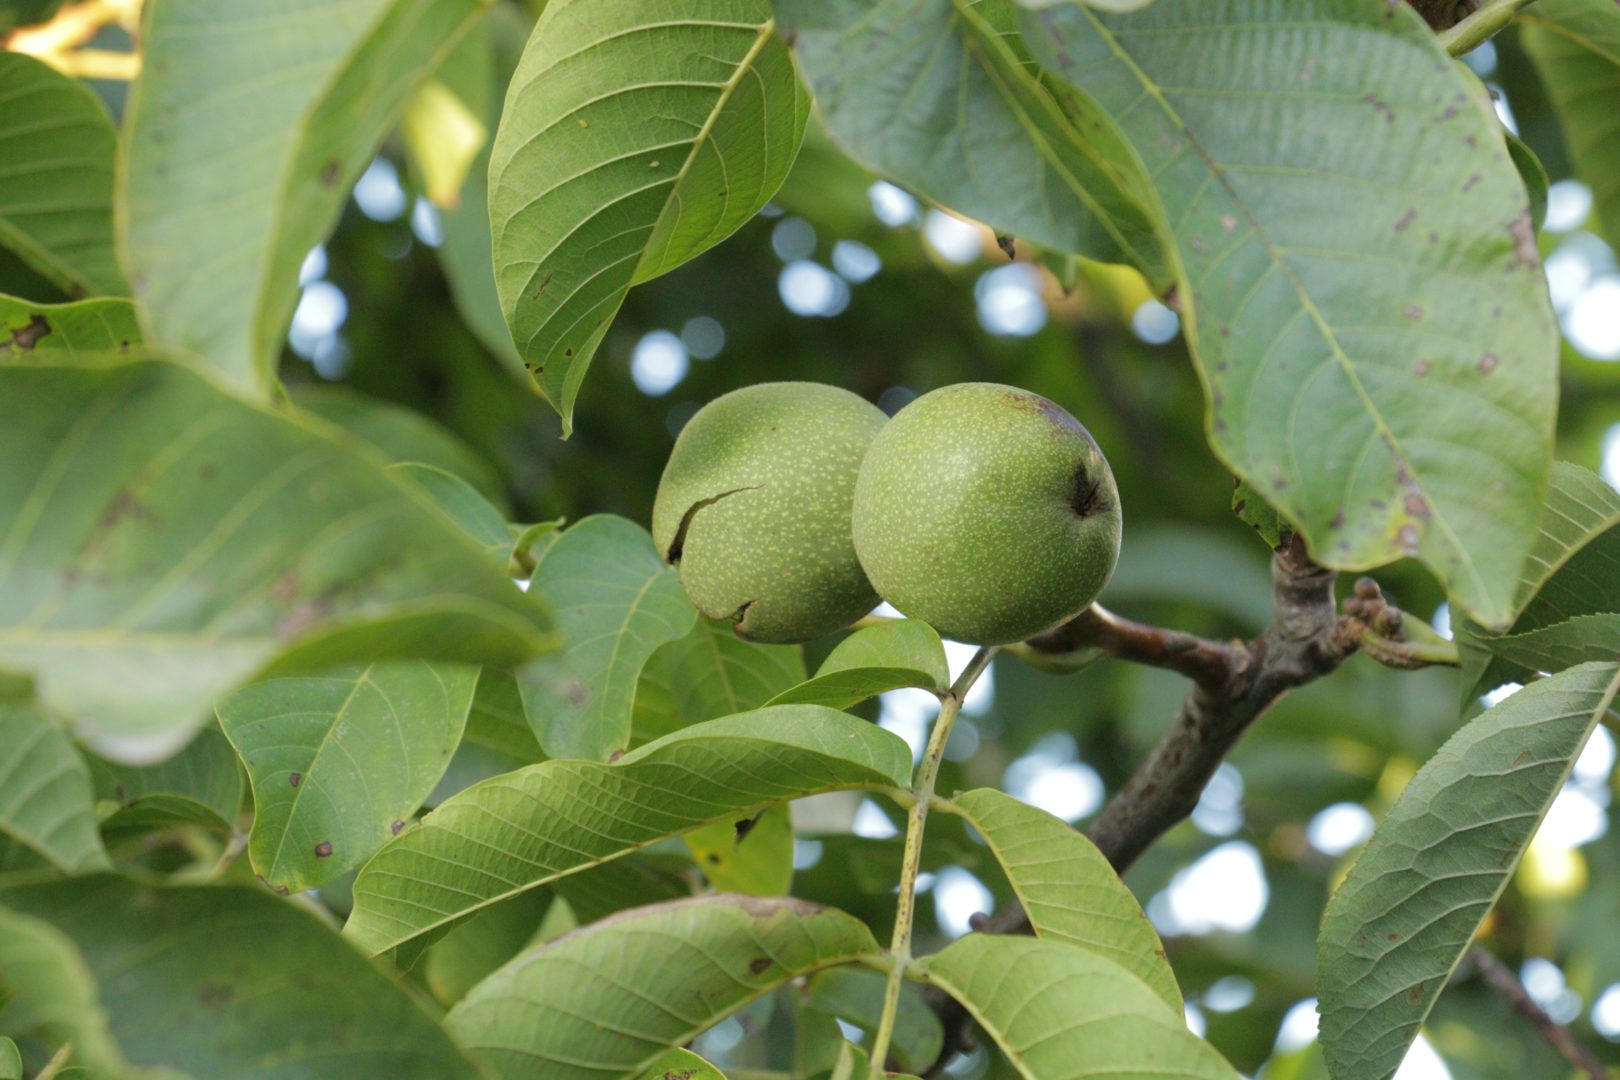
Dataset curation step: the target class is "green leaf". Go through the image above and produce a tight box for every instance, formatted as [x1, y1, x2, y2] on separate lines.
[1459, 462, 1620, 702]
[1522, 0, 1620, 252]
[423, 890, 555, 1007]
[684, 802, 794, 895]
[0, 695, 107, 874]
[1485, 612, 1620, 674]
[344, 705, 911, 961]
[87, 725, 244, 836]
[802, 967, 944, 1075]
[775, 0, 1166, 281]
[390, 462, 513, 557]
[0, 295, 140, 364]
[1232, 478, 1291, 549]
[923, 934, 1240, 1079]
[218, 660, 477, 893]
[0, 874, 479, 1078]
[488, 0, 808, 433]
[1022, 0, 1558, 629]
[522, 515, 697, 759]
[635, 1048, 726, 1080]
[290, 382, 505, 505]
[766, 619, 947, 710]
[1504, 127, 1549, 232]
[0, 53, 127, 298]
[0, 904, 123, 1077]
[1317, 662, 1620, 1080]
[0, 359, 554, 763]
[633, 615, 805, 744]
[948, 787, 1180, 1010]
[466, 668, 545, 762]
[445, 894, 879, 1079]
[0, 1036, 18, 1080]
[123, 0, 488, 392]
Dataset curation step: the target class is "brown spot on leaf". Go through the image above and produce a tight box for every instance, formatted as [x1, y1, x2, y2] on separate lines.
[748, 956, 772, 975]
[565, 678, 588, 707]
[391, 818, 406, 835]
[1394, 209, 1416, 232]
[1220, 214, 1238, 232]
[289, 771, 302, 788]
[314, 841, 333, 858]
[531, 271, 553, 300]
[1510, 212, 1539, 268]
[321, 161, 340, 187]
[995, 234, 1016, 259]
[1402, 305, 1423, 321]
[1404, 494, 1430, 517]
[1414, 360, 1431, 377]
[1478, 352, 1499, 375]
[1330, 509, 1345, 528]
[1, 314, 50, 352]
[1398, 524, 1420, 552]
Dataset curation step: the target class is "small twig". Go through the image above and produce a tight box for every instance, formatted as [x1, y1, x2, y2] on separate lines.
[1343, 577, 1461, 670]
[1469, 946, 1608, 1079]
[1011, 603, 1244, 686]
[1440, 0, 1543, 55]
[35, 1043, 73, 1080]
[870, 646, 997, 1078]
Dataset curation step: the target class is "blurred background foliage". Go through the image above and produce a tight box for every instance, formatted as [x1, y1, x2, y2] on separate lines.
[6, 2, 1620, 1077]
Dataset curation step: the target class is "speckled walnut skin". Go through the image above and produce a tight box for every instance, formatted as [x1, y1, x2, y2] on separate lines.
[852, 383, 1122, 646]
[652, 382, 887, 644]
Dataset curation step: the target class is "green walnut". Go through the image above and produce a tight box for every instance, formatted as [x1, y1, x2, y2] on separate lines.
[652, 382, 888, 643]
[852, 382, 1121, 645]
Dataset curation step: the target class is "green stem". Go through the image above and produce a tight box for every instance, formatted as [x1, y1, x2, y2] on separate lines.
[867, 645, 997, 1078]
[1441, 0, 1541, 56]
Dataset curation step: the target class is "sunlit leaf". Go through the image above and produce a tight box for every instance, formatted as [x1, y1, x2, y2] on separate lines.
[489, 0, 808, 432]
[923, 933, 1240, 1078]
[87, 725, 243, 836]
[1522, 0, 1620, 252]
[423, 890, 554, 1007]
[465, 668, 545, 762]
[344, 705, 911, 961]
[685, 802, 794, 895]
[949, 787, 1180, 1009]
[0, 53, 126, 298]
[522, 515, 697, 759]
[218, 660, 477, 893]
[767, 619, 946, 710]
[0, 360, 554, 763]
[123, 0, 489, 392]
[775, 0, 1166, 281]
[445, 894, 879, 1079]
[0, 1036, 18, 1080]
[1317, 662, 1620, 1080]
[1023, 0, 1558, 628]
[0, 695, 107, 873]
[0, 874, 479, 1078]
[634, 615, 805, 744]
[0, 295, 139, 364]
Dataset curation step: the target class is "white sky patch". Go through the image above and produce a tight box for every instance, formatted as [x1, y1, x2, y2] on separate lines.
[879, 686, 936, 761]
[934, 866, 993, 937]
[1602, 423, 1620, 492]
[1132, 299, 1181, 344]
[1482, 681, 1523, 709]
[832, 240, 882, 283]
[1431, 602, 1452, 640]
[354, 157, 407, 221]
[630, 330, 688, 396]
[771, 216, 816, 261]
[1521, 957, 1583, 1024]
[411, 198, 443, 247]
[1393, 1033, 1453, 1080]
[1191, 763, 1243, 836]
[778, 260, 850, 317]
[1545, 180, 1594, 233]
[851, 799, 899, 840]
[924, 208, 982, 264]
[869, 181, 920, 226]
[1151, 841, 1269, 935]
[1308, 802, 1375, 856]
[1004, 757, 1104, 823]
[1275, 999, 1319, 1051]
[288, 281, 347, 358]
[1183, 1003, 1206, 1038]
[942, 638, 995, 714]
[1591, 983, 1620, 1039]
[298, 245, 327, 286]
[1203, 975, 1255, 1013]
[1564, 277, 1620, 359]
[1575, 728, 1615, 785]
[975, 263, 1046, 336]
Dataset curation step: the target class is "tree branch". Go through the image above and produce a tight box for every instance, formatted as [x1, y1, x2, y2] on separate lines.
[1468, 946, 1608, 1080]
